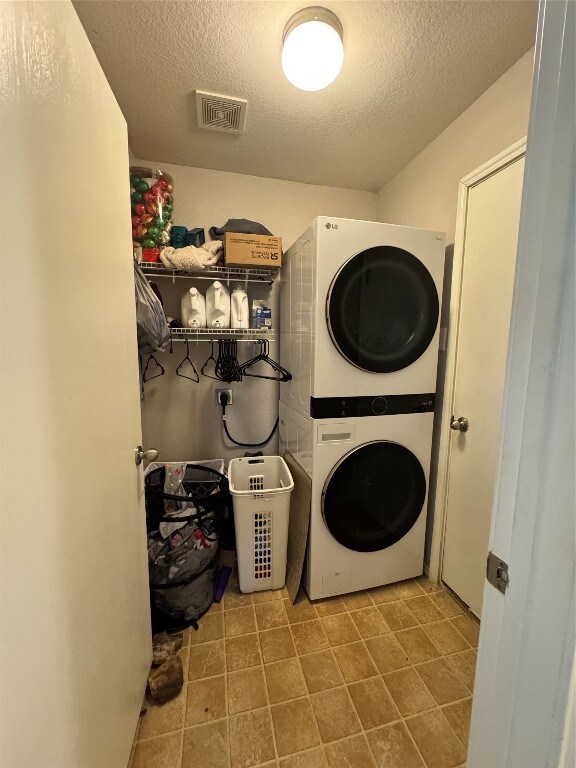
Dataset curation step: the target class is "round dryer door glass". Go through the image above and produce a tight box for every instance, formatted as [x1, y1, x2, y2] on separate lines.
[327, 246, 439, 372]
[322, 441, 426, 552]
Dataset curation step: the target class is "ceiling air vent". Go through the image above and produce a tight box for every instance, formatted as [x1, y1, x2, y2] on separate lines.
[195, 91, 247, 134]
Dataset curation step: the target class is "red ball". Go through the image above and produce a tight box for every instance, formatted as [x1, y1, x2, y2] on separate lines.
[140, 213, 153, 226]
[134, 203, 146, 216]
[143, 191, 155, 203]
[146, 202, 159, 215]
[131, 216, 139, 226]
[132, 227, 138, 239]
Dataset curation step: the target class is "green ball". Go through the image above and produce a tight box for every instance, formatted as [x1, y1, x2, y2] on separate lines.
[142, 238, 156, 248]
[162, 210, 172, 221]
[164, 203, 173, 213]
[130, 175, 140, 186]
[132, 192, 143, 202]
[136, 181, 149, 192]
[154, 216, 165, 228]
[148, 227, 159, 239]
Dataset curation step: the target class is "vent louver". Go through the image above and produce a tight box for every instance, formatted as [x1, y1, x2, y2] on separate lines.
[195, 91, 247, 134]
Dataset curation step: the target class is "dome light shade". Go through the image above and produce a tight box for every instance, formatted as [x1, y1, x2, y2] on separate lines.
[282, 7, 344, 92]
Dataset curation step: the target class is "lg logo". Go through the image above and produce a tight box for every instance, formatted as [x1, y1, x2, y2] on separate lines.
[325, 222, 339, 229]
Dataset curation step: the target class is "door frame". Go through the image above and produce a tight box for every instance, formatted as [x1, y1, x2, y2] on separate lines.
[428, 136, 527, 585]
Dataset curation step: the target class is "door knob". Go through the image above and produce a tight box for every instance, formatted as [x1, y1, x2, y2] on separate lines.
[450, 416, 469, 433]
[135, 446, 159, 465]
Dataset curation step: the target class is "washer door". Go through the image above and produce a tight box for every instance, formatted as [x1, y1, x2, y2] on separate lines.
[322, 441, 426, 552]
[327, 246, 439, 372]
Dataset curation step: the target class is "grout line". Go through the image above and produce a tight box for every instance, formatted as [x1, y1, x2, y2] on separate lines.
[222, 624, 231, 768]
[254, 612, 281, 765]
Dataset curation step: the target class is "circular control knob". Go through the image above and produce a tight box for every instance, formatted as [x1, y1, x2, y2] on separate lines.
[371, 396, 388, 415]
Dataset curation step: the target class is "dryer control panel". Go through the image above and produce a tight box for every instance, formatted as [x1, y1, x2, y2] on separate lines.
[310, 393, 435, 419]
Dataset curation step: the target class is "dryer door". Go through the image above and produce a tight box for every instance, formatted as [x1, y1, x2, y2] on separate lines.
[322, 441, 426, 552]
[326, 246, 439, 372]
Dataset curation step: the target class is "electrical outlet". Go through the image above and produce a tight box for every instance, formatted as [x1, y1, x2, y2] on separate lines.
[215, 388, 233, 406]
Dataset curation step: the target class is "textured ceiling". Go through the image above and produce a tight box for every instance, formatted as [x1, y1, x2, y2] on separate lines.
[74, 0, 537, 191]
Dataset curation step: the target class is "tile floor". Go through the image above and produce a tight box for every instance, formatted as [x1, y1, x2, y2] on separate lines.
[130, 574, 479, 768]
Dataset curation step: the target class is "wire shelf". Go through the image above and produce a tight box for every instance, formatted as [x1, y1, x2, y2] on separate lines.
[170, 327, 275, 342]
[141, 262, 278, 284]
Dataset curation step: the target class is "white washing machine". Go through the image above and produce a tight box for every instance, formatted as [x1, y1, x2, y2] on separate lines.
[280, 217, 445, 419]
[280, 394, 435, 599]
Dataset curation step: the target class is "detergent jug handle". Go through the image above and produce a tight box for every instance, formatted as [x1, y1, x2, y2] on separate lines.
[190, 288, 198, 311]
[213, 281, 221, 311]
[238, 293, 247, 322]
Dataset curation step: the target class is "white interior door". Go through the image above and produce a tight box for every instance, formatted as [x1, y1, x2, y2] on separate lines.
[0, 3, 151, 767]
[441, 151, 525, 617]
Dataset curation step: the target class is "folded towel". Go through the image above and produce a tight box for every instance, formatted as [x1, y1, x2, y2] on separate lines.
[160, 240, 223, 271]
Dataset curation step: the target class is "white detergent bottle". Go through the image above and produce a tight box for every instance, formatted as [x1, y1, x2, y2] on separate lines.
[206, 280, 231, 328]
[181, 287, 206, 328]
[231, 284, 249, 329]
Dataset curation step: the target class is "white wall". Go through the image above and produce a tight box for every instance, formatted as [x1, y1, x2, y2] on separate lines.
[135, 160, 377, 462]
[377, 49, 534, 244]
[377, 50, 534, 569]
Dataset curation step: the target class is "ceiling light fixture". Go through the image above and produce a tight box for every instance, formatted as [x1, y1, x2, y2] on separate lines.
[282, 6, 344, 92]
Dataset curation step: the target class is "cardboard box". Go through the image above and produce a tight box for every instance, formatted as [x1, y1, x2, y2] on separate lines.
[224, 232, 282, 268]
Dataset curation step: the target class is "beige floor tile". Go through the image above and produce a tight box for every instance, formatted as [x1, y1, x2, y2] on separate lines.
[430, 590, 465, 619]
[314, 596, 347, 617]
[342, 591, 374, 611]
[394, 579, 426, 599]
[442, 698, 472, 747]
[451, 615, 480, 647]
[403, 595, 445, 624]
[446, 649, 477, 691]
[138, 691, 185, 740]
[366, 722, 424, 768]
[179, 628, 191, 648]
[132, 732, 182, 768]
[383, 667, 436, 717]
[424, 621, 470, 655]
[378, 601, 419, 631]
[207, 600, 224, 614]
[292, 619, 330, 655]
[259, 627, 297, 663]
[180, 646, 191, 679]
[188, 639, 225, 680]
[369, 584, 400, 604]
[224, 586, 254, 610]
[190, 613, 224, 645]
[324, 734, 377, 768]
[332, 641, 378, 683]
[279, 748, 328, 767]
[406, 708, 467, 768]
[299, 650, 343, 693]
[347, 676, 399, 729]
[395, 627, 442, 664]
[310, 687, 361, 743]
[365, 633, 410, 673]
[229, 708, 276, 768]
[416, 659, 470, 705]
[271, 698, 321, 756]
[226, 633, 262, 671]
[265, 657, 307, 703]
[284, 596, 318, 624]
[350, 606, 391, 638]
[182, 720, 228, 768]
[185, 676, 226, 726]
[253, 588, 284, 604]
[225, 606, 257, 637]
[320, 613, 361, 646]
[228, 666, 268, 714]
[255, 600, 289, 631]
[415, 577, 444, 594]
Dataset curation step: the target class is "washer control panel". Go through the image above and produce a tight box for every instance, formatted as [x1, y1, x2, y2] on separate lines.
[310, 394, 435, 419]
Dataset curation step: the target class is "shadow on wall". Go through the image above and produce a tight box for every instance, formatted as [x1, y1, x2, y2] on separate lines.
[424, 242, 454, 567]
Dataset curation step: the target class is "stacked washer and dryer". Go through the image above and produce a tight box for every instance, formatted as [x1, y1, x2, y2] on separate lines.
[279, 217, 445, 600]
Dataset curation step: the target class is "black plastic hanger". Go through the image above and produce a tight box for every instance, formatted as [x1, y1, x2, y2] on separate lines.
[141, 353, 165, 400]
[240, 339, 292, 382]
[176, 340, 200, 383]
[201, 341, 220, 380]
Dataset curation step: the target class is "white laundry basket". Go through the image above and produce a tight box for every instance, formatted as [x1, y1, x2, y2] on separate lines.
[228, 456, 294, 593]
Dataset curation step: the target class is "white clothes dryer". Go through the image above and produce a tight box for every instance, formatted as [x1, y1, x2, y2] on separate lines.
[280, 217, 445, 419]
[279, 393, 434, 600]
